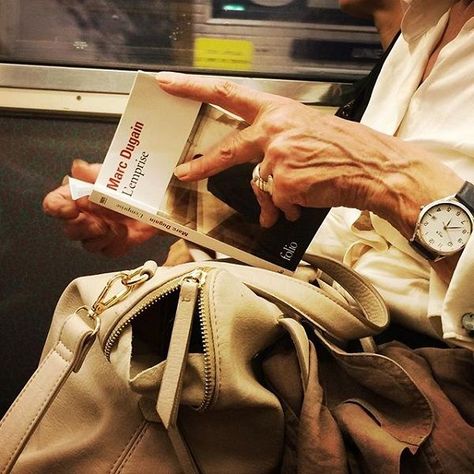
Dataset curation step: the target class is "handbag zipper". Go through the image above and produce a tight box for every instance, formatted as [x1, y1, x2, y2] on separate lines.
[103, 268, 216, 412]
[192, 270, 214, 411]
[103, 277, 182, 360]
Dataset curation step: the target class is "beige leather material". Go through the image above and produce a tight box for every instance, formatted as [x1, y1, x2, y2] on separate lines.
[167, 426, 201, 474]
[156, 278, 201, 474]
[1, 254, 389, 473]
[202, 256, 389, 341]
[0, 313, 96, 474]
[278, 318, 310, 390]
[157, 279, 200, 430]
[304, 253, 388, 328]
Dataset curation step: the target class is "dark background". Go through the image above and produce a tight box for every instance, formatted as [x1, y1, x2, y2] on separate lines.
[0, 113, 175, 416]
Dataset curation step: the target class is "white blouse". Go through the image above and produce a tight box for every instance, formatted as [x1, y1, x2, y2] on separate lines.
[311, 0, 474, 350]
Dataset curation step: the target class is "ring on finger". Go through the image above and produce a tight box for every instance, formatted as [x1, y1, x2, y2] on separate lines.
[252, 163, 274, 196]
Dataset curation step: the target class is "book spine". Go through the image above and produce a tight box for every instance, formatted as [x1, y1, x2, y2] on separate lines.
[89, 189, 293, 275]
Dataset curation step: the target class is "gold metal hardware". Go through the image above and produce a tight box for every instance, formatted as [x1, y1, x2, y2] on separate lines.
[88, 262, 156, 320]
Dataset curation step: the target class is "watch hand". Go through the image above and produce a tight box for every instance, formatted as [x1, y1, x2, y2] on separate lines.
[446, 226, 463, 230]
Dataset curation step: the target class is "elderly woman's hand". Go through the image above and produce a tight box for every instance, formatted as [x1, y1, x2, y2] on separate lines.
[156, 72, 462, 239]
[42, 160, 160, 257]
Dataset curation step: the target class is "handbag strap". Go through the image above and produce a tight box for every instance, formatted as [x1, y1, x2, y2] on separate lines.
[0, 311, 98, 473]
[209, 253, 389, 342]
[302, 253, 388, 330]
[303, 253, 388, 352]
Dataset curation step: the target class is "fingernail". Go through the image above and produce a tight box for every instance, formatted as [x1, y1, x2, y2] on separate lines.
[174, 162, 191, 178]
[72, 159, 88, 168]
[156, 71, 181, 84]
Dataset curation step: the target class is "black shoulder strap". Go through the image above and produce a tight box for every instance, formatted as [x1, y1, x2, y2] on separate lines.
[456, 181, 474, 214]
[336, 31, 401, 123]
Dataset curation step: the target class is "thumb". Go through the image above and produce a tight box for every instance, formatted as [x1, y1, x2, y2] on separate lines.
[71, 159, 102, 183]
[70, 160, 109, 216]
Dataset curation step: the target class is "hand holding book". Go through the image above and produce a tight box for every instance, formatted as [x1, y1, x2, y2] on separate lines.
[155, 71, 378, 225]
[42, 160, 160, 257]
[53, 72, 329, 273]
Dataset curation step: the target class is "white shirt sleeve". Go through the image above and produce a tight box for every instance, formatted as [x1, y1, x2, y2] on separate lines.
[438, 236, 474, 350]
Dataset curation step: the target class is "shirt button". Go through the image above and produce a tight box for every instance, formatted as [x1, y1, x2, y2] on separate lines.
[461, 313, 474, 332]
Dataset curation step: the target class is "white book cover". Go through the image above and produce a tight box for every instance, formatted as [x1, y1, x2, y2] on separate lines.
[90, 71, 329, 274]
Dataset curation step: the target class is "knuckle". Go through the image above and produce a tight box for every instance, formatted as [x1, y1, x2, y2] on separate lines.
[190, 156, 209, 176]
[212, 80, 238, 100]
[263, 117, 285, 136]
[218, 146, 234, 164]
[42, 198, 52, 215]
[218, 137, 238, 164]
[272, 175, 296, 202]
[262, 103, 295, 134]
[265, 142, 284, 162]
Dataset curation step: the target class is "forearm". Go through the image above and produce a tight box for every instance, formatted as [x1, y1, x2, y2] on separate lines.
[155, 73, 468, 283]
[356, 126, 464, 283]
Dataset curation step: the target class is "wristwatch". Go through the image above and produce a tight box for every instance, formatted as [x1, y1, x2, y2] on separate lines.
[410, 181, 474, 261]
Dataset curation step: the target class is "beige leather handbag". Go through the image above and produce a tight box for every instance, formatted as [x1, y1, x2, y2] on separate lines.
[0, 254, 388, 474]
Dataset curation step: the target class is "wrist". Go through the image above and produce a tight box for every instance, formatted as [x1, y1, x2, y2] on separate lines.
[373, 158, 464, 240]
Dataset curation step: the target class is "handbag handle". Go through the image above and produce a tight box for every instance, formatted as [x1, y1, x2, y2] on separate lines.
[0, 312, 98, 473]
[208, 253, 389, 343]
[304, 253, 388, 327]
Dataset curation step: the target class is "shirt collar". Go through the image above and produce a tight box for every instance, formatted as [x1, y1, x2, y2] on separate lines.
[400, 0, 459, 41]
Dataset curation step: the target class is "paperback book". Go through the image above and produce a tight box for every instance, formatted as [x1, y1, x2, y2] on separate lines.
[89, 71, 330, 274]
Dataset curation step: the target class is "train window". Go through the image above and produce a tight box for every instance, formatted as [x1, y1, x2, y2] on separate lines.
[0, 0, 381, 80]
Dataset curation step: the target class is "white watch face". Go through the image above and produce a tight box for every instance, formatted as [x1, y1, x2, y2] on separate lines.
[419, 202, 473, 254]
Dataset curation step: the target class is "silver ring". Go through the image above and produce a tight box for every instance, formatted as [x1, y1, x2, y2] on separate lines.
[252, 164, 274, 196]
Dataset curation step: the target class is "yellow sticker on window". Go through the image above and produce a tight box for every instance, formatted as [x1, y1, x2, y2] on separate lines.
[194, 38, 254, 71]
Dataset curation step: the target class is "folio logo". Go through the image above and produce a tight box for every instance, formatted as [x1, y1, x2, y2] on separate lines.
[280, 242, 297, 261]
